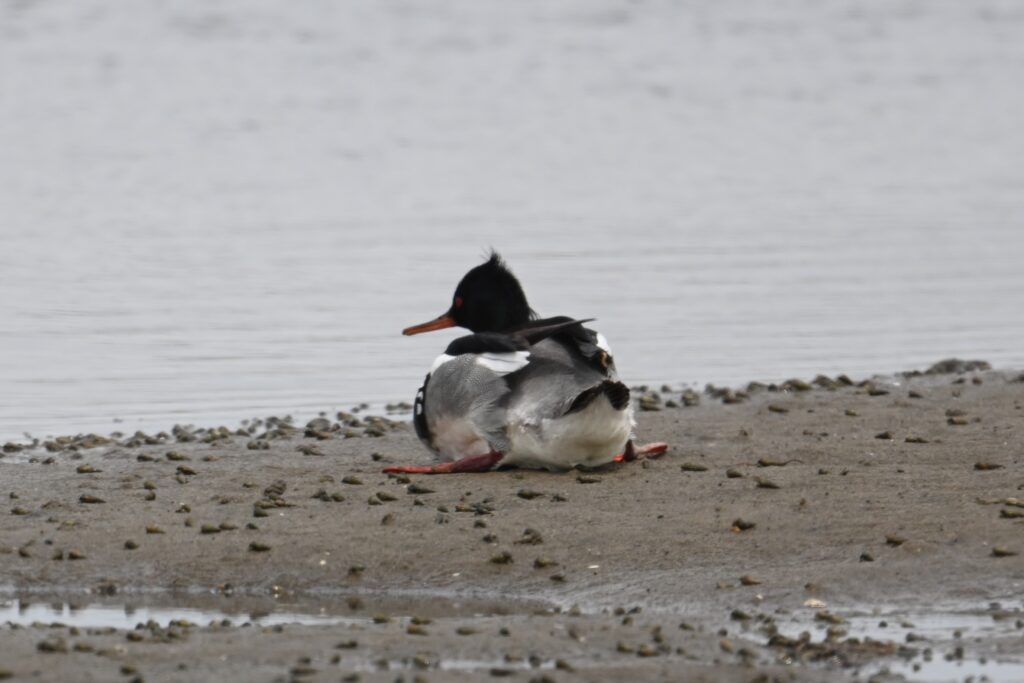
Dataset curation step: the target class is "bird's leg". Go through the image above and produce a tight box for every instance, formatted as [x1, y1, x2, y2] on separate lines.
[619, 439, 637, 462]
[382, 451, 504, 475]
[613, 440, 668, 463]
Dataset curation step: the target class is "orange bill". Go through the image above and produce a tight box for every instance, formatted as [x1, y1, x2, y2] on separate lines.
[402, 313, 456, 336]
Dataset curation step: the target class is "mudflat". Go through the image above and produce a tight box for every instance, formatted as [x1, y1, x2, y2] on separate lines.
[2, 365, 1023, 682]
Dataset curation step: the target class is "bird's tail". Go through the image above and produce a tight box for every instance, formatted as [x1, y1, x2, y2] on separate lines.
[565, 379, 631, 415]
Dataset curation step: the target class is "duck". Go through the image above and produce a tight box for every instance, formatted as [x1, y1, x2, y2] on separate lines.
[383, 252, 667, 474]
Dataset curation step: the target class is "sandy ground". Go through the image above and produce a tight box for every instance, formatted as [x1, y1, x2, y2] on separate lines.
[2, 364, 1023, 682]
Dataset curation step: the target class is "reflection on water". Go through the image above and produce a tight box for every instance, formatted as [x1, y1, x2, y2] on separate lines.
[872, 658, 1024, 683]
[2, 0, 1023, 440]
[776, 604, 1024, 683]
[0, 592, 546, 630]
[0, 599, 358, 629]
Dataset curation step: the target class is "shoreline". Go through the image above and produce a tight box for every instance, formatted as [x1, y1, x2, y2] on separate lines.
[2, 357, 1010, 453]
[2, 360, 1023, 682]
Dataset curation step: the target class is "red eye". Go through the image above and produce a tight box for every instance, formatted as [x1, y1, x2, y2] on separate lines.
[454, 296, 463, 308]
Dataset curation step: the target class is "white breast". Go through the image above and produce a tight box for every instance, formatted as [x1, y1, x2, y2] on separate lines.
[503, 394, 634, 471]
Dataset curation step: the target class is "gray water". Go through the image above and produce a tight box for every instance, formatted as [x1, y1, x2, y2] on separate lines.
[2, 0, 1023, 441]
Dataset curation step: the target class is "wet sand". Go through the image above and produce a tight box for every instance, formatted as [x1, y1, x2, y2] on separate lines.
[2, 364, 1023, 682]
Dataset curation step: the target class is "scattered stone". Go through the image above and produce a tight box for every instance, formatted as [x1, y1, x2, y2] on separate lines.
[925, 359, 990, 375]
[638, 395, 661, 411]
[757, 458, 800, 467]
[37, 637, 68, 653]
[815, 611, 844, 625]
[680, 389, 700, 406]
[514, 528, 543, 545]
[490, 551, 513, 564]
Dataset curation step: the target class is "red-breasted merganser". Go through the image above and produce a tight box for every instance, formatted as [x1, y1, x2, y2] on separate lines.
[384, 252, 667, 474]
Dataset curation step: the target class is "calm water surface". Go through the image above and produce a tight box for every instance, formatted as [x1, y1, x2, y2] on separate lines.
[2, 1, 1023, 440]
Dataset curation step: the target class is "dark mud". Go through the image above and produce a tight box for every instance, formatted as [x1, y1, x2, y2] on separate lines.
[2, 365, 1023, 682]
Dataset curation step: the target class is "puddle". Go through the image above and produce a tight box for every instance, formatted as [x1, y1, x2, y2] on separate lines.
[868, 656, 1024, 683]
[771, 605, 1024, 683]
[841, 610, 1022, 643]
[0, 598, 364, 630]
[0, 591, 550, 631]
[346, 657, 557, 674]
